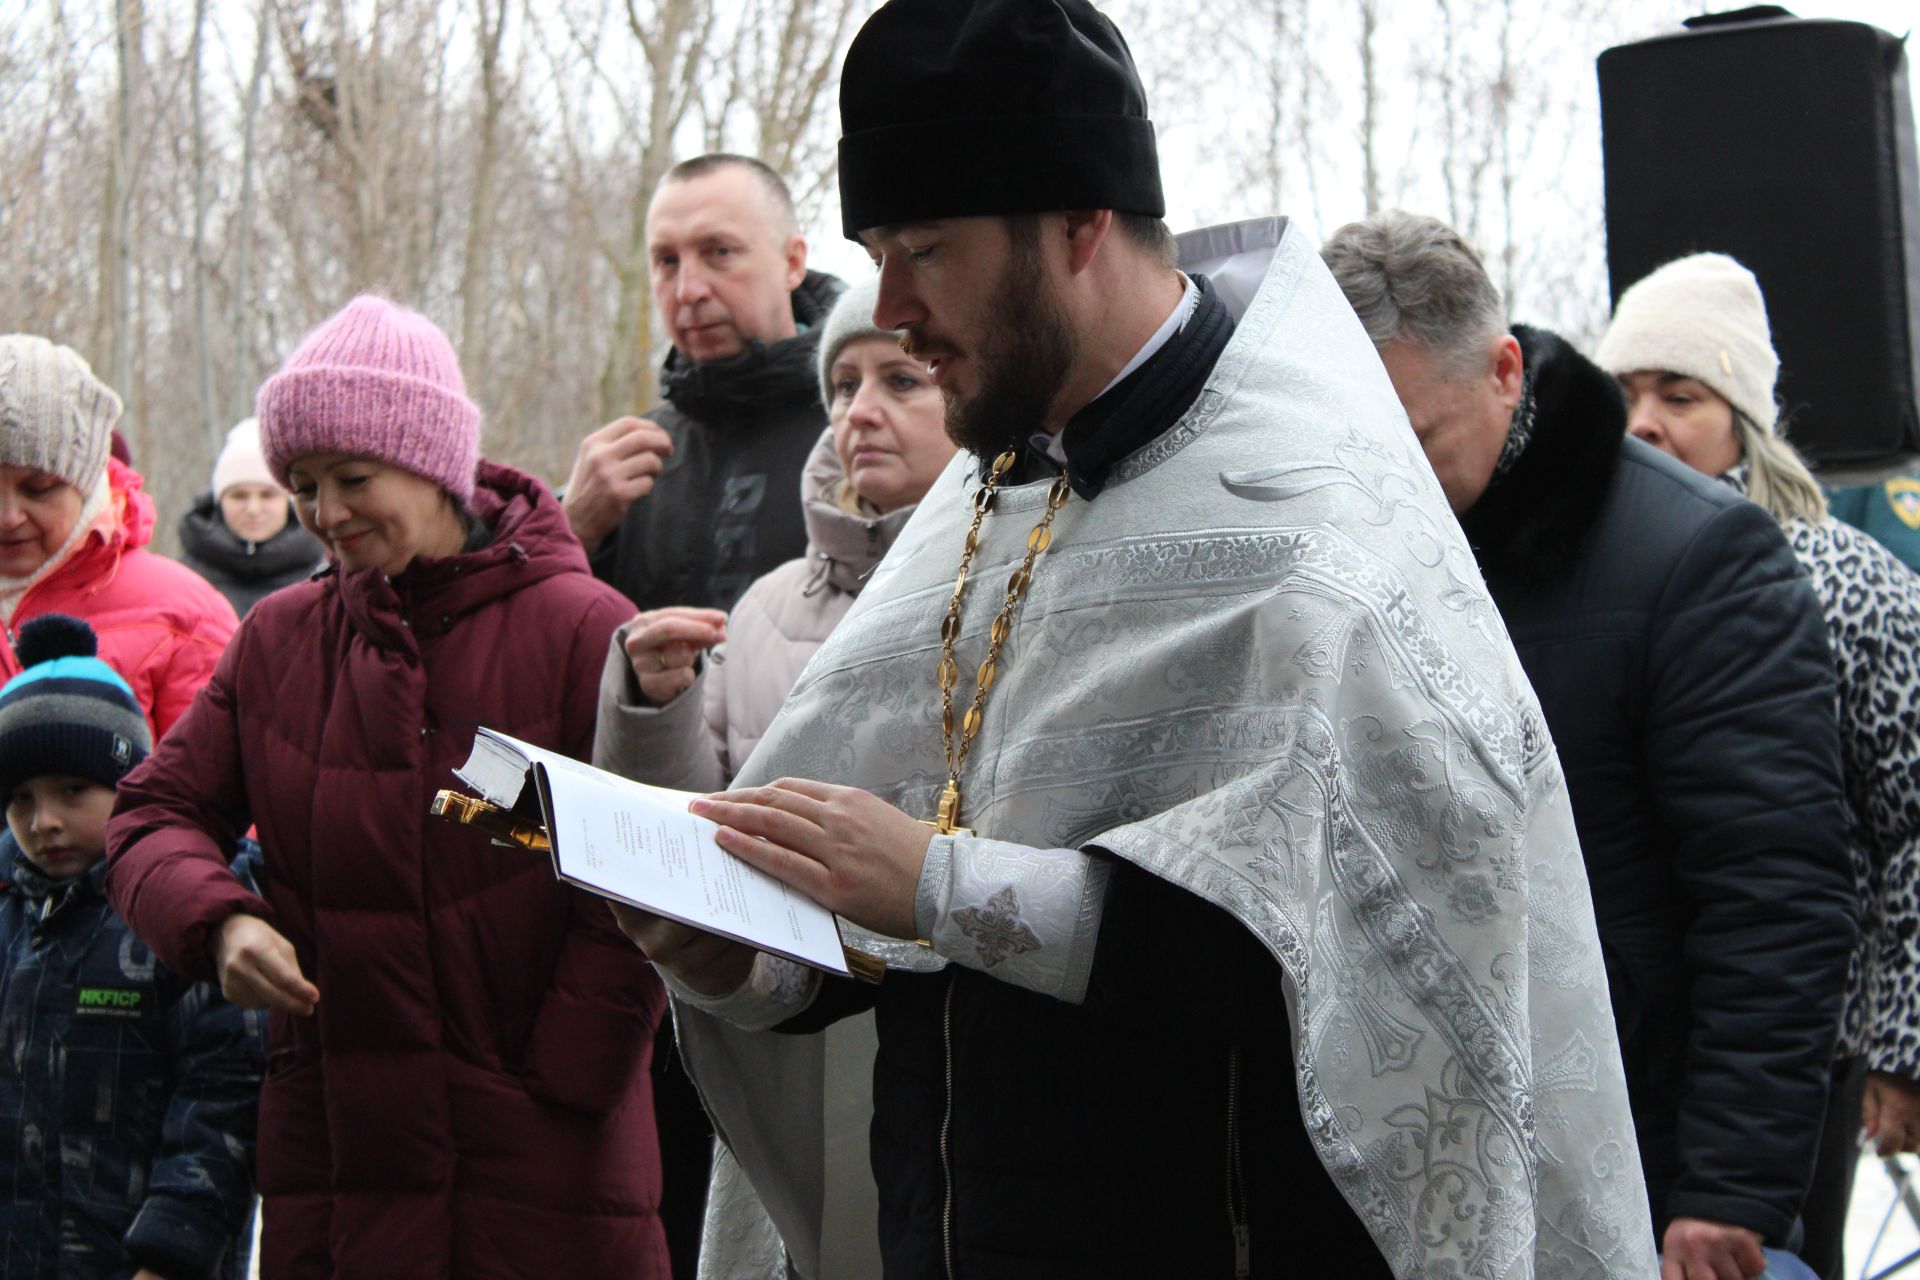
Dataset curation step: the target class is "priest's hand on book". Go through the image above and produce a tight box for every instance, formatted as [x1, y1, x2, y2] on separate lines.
[691, 778, 934, 942]
[607, 903, 758, 997]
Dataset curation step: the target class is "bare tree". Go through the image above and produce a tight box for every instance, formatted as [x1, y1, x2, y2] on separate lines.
[190, 0, 218, 451]
[1358, 0, 1381, 215]
[593, 0, 716, 421]
[275, 0, 453, 297]
[706, 0, 859, 217]
[456, 0, 513, 369]
[230, 0, 273, 423]
[98, 0, 145, 401]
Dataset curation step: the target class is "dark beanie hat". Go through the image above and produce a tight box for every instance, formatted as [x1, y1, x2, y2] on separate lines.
[0, 615, 150, 800]
[837, 0, 1165, 239]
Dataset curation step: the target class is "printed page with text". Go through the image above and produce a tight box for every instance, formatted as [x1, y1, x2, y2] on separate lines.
[461, 729, 853, 976]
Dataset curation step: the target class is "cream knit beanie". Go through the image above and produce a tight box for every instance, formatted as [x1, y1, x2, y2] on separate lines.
[0, 336, 123, 492]
[1595, 253, 1780, 432]
[211, 418, 277, 498]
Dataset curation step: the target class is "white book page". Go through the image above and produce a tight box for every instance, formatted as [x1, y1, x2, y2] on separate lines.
[476, 731, 850, 975]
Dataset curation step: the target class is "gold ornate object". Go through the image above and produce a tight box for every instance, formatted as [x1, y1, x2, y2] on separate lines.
[845, 949, 888, 983]
[922, 450, 1074, 836]
[430, 790, 552, 852]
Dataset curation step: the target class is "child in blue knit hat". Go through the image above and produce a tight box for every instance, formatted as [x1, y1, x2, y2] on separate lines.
[0, 615, 265, 1280]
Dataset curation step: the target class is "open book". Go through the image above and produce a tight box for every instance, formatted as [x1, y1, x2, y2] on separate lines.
[435, 728, 882, 982]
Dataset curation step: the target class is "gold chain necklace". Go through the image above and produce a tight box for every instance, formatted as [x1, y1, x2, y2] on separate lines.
[923, 448, 1074, 836]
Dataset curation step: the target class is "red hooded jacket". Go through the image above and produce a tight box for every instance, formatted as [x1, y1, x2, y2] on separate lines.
[107, 462, 668, 1279]
[0, 458, 238, 738]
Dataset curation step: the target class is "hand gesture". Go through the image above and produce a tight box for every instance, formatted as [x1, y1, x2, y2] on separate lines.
[607, 902, 757, 997]
[1660, 1217, 1766, 1280]
[213, 914, 319, 1017]
[1864, 1070, 1920, 1155]
[692, 779, 934, 941]
[562, 416, 675, 549]
[622, 608, 728, 704]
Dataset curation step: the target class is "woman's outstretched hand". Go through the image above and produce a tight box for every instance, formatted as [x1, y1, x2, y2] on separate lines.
[213, 913, 320, 1017]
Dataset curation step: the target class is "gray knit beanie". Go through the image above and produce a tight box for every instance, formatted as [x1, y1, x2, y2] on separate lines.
[816, 278, 895, 406]
[0, 336, 123, 493]
[1595, 253, 1780, 432]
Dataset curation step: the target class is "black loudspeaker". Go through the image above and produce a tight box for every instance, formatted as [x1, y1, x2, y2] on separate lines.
[1598, 7, 1920, 471]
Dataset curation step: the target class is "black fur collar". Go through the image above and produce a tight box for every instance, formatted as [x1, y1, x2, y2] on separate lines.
[1459, 325, 1627, 584]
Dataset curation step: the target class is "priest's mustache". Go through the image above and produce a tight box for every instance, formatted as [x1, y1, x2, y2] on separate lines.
[898, 331, 955, 361]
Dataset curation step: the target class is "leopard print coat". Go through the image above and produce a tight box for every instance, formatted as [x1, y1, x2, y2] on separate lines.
[1727, 466, 1920, 1077]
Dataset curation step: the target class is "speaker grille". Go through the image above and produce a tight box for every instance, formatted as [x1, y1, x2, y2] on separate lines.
[1599, 15, 1920, 468]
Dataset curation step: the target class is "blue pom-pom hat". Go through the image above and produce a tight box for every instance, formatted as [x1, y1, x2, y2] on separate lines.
[0, 614, 150, 799]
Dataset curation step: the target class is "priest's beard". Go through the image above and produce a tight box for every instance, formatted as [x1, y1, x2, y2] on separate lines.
[941, 231, 1075, 462]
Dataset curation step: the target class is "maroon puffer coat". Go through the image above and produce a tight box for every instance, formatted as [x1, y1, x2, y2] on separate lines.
[106, 462, 668, 1280]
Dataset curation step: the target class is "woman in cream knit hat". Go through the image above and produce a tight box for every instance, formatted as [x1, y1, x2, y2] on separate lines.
[0, 334, 236, 736]
[1599, 254, 1920, 1280]
[176, 418, 326, 616]
[1595, 252, 1827, 523]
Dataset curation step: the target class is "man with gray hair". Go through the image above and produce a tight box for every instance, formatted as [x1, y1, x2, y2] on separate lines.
[1325, 210, 1855, 1280]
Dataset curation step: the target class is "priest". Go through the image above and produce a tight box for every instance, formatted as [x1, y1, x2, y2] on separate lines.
[607, 1, 1658, 1276]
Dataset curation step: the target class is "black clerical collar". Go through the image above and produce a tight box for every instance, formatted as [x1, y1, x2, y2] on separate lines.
[1024, 274, 1234, 499]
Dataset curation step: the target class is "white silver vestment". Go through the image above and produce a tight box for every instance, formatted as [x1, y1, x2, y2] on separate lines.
[680, 217, 1658, 1280]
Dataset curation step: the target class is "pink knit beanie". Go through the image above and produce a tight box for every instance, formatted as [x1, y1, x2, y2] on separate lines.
[256, 296, 480, 505]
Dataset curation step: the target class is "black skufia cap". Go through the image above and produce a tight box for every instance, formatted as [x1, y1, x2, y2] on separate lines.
[837, 0, 1166, 240]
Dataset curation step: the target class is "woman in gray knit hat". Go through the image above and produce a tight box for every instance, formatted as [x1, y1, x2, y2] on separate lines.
[596, 275, 955, 773]
[595, 275, 954, 1279]
[0, 335, 237, 737]
[1599, 253, 1920, 1280]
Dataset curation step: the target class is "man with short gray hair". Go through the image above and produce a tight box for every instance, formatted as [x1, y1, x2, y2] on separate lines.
[564, 153, 844, 614]
[1325, 210, 1855, 1280]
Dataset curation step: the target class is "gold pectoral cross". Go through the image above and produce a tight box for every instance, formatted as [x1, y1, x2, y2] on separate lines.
[920, 777, 973, 837]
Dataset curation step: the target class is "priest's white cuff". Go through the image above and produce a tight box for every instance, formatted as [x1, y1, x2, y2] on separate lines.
[661, 951, 821, 1031]
[915, 835, 1112, 1004]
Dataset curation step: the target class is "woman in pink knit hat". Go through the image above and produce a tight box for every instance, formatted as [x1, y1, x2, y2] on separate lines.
[105, 296, 670, 1280]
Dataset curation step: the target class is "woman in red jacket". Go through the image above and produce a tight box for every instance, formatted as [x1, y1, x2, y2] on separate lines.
[105, 297, 669, 1279]
[0, 334, 238, 737]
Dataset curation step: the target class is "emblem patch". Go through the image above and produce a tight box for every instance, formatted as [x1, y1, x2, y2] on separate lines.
[74, 986, 144, 1018]
[1886, 477, 1920, 531]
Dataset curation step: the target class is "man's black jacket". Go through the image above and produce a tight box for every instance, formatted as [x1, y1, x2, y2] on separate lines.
[590, 270, 844, 612]
[1460, 325, 1855, 1243]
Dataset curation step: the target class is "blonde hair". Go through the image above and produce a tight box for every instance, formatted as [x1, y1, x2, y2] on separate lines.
[835, 477, 869, 515]
[1735, 410, 1828, 525]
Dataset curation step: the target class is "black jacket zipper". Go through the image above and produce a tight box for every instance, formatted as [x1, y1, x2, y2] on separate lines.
[941, 969, 958, 1280]
[1228, 1045, 1250, 1276]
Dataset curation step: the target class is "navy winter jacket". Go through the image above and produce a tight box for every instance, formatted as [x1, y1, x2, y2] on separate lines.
[0, 835, 264, 1280]
[1458, 327, 1855, 1244]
